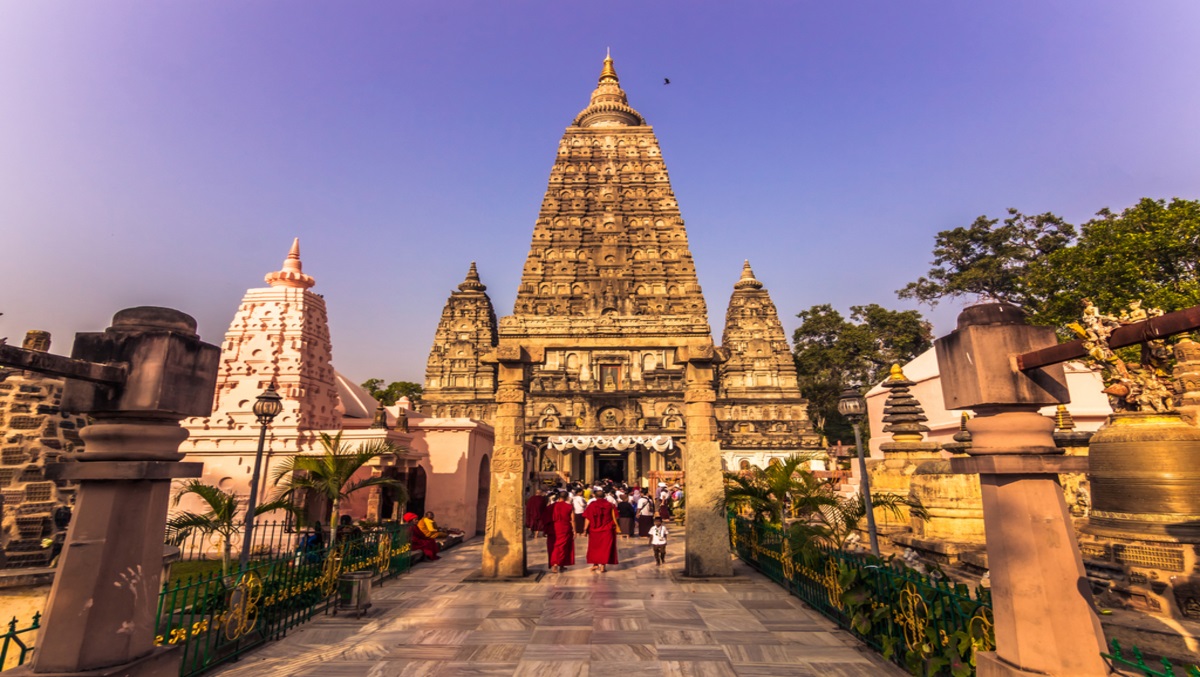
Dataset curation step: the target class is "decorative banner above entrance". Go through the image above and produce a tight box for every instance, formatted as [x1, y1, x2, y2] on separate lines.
[546, 435, 674, 452]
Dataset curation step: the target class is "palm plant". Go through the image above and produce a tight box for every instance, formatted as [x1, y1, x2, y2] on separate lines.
[724, 454, 827, 523]
[269, 431, 409, 550]
[724, 454, 927, 559]
[167, 480, 293, 577]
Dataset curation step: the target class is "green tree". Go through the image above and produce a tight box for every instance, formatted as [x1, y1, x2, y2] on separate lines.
[792, 304, 932, 443]
[270, 431, 409, 549]
[166, 480, 293, 577]
[897, 209, 1075, 309]
[361, 379, 423, 406]
[1029, 198, 1200, 328]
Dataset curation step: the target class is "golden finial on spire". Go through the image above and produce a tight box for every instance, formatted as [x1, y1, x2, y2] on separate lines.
[889, 363, 906, 381]
[599, 49, 619, 83]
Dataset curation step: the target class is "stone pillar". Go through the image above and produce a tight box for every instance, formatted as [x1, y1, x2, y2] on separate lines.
[680, 343, 733, 577]
[19, 307, 218, 677]
[936, 303, 1108, 677]
[477, 345, 539, 579]
[627, 449, 637, 485]
[584, 450, 595, 484]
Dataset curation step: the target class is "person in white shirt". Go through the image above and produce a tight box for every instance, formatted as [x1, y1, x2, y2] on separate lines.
[635, 494, 653, 537]
[572, 492, 587, 534]
[649, 517, 669, 565]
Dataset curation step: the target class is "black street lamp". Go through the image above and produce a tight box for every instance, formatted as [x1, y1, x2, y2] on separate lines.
[837, 386, 880, 557]
[240, 383, 283, 570]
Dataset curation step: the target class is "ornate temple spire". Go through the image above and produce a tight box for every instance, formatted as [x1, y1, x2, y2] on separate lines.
[458, 261, 487, 292]
[734, 260, 763, 290]
[573, 50, 645, 127]
[264, 238, 316, 289]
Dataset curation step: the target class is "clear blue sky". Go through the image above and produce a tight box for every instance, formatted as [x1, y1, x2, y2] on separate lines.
[2, 2, 1198, 384]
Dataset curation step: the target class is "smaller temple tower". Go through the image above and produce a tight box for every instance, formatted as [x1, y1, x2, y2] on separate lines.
[192, 238, 341, 434]
[716, 261, 820, 468]
[422, 262, 499, 421]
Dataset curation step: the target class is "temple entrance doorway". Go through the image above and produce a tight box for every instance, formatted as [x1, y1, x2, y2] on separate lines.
[597, 455, 626, 483]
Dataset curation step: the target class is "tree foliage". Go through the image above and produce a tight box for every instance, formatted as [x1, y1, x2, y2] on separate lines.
[792, 304, 933, 443]
[361, 379, 423, 406]
[900, 198, 1200, 332]
[1028, 198, 1200, 328]
[897, 209, 1075, 309]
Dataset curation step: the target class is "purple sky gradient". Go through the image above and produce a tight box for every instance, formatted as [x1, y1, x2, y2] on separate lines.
[2, 2, 1198, 385]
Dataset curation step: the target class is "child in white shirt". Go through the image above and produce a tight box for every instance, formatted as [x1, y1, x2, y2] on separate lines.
[649, 517, 669, 565]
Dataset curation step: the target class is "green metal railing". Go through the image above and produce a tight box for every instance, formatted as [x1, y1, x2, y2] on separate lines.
[0, 613, 39, 671]
[730, 515, 993, 675]
[729, 515, 1200, 677]
[156, 523, 412, 677]
[1102, 639, 1200, 677]
[167, 520, 305, 562]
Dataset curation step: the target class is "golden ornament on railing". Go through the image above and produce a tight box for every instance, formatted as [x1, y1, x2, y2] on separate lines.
[320, 544, 344, 595]
[223, 570, 263, 641]
[895, 581, 930, 650]
[822, 559, 844, 610]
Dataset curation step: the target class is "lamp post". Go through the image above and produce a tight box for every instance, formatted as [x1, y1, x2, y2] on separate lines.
[239, 383, 283, 570]
[837, 386, 880, 557]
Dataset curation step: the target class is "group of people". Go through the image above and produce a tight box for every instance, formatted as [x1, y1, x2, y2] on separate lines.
[524, 480, 681, 572]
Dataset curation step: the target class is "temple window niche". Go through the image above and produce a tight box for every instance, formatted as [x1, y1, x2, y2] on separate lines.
[600, 365, 620, 391]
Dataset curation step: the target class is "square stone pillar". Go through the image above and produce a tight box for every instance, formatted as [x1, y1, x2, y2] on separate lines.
[477, 345, 540, 579]
[680, 344, 733, 577]
[936, 303, 1109, 677]
[13, 307, 218, 677]
[584, 450, 595, 484]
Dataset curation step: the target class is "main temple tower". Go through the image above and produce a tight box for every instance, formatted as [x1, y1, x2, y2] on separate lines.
[423, 53, 818, 487]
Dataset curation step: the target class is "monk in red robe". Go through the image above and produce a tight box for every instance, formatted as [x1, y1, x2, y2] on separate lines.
[549, 491, 576, 572]
[583, 489, 619, 572]
[541, 493, 558, 568]
[525, 489, 547, 536]
[404, 512, 440, 561]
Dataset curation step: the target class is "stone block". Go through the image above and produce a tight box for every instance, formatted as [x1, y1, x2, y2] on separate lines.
[935, 303, 1069, 410]
[62, 307, 219, 419]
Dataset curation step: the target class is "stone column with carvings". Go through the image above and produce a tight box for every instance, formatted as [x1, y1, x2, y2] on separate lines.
[17, 307, 218, 677]
[680, 344, 733, 577]
[936, 303, 1108, 677]
[478, 345, 537, 579]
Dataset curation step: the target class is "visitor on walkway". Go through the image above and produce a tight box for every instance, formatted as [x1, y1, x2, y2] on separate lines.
[636, 492, 654, 537]
[616, 495, 635, 538]
[549, 490, 576, 573]
[649, 517, 669, 566]
[525, 487, 547, 536]
[572, 490, 587, 535]
[583, 488, 620, 572]
[543, 492, 559, 568]
[404, 512, 440, 561]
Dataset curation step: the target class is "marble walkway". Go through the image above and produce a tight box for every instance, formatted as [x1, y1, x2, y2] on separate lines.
[211, 528, 902, 676]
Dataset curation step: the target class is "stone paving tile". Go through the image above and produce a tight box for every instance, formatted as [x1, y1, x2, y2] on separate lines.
[210, 528, 904, 677]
